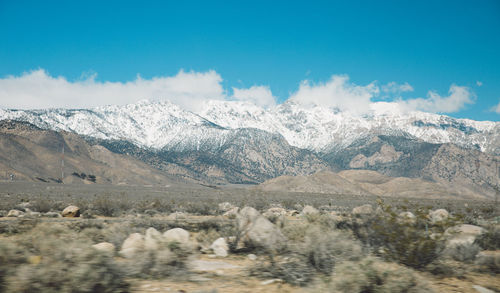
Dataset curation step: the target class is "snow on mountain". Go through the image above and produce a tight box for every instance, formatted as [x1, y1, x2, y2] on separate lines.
[0, 99, 498, 154]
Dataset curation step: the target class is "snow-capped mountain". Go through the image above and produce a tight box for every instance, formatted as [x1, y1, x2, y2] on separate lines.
[1, 100, 499, 194]
[1, 99, 498, 155]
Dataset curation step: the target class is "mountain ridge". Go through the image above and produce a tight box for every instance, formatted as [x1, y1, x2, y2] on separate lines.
[1, 99, 498, 155]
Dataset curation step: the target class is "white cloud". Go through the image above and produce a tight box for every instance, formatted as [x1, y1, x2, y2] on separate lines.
[0, 69, 480, 116]
[232, 85, 276, 108]
[476, 81, 483, 87]
[492, 101, 500, 114]
[289, 75, 379, 114]
[382, 81, 414, 94]
[398, 84, 475, 113]
[0, 69, 226, 111]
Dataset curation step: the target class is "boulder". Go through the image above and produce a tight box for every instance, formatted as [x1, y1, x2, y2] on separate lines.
[27, 211, 41, 217]
[398, 211, 416, 225]
[7, 209, 24, 217]
[236, 207, 286, 251]
[301, 205, 319, 216]
[445, 224, 485, 247]
[92, 242, 116, 254]
[223, 207, 239, 218]
[287, 210, 300, 217]
[44, 211, 62, 218]
[144, 227, 163, 250]
[210, 237, 229, 257]
[429, 209, 449, 224]
[61, 205, 80, 217]
[218, 202, 235, 212]
[352, 204, 373, 215]
[120, 233, 144, 258]
[163, 228, 190, 245]
[168, 212, 187, 220]
[263, 207, 287, 221]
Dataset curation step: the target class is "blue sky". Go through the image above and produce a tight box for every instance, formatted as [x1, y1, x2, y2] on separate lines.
[0, 0, 499, 120]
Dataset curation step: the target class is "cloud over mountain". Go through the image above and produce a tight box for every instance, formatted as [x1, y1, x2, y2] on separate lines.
[398, 85, 475, 113]
[0, 69, 480, 116]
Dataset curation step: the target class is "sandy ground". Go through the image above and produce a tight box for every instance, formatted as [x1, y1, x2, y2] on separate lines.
[129, 254, 500, 293]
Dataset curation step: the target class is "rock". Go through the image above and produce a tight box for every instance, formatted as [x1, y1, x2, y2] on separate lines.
[14, 202, 31, 212]
[445, 224, 485, 247]
[329, 211, 343, 222]
[301, 205, 319, 216]
[92, 242, 115, 254]
[472, 285, 495, 293]
[223, 207, 239, 218]
[27, 211, 41, 217]
[163, 228, 190, 245]
[287, 210, 299, 217]
[7, 209, 24, 217]
[429, 209, 449, 224]
[237, 206, 261, 230]
[475, 250, 500, 271]
[144, 227, 163, 250]
[61, 205, 80, 217]
[248, 254, 257, 261]
[263, 207, 287, 219]
[120, 233, 144, 258]
[352, 204, 373, 215]
[261, 279, 283, 285]
[236, 207, 286, 251]
[191, 259, 240, 272]
[210, 238, 229, 257]
[44, 211, 62, 218]
[218, 202, 235, 212]
[167, 212, 187, 220]
[398, 211, 416, 224]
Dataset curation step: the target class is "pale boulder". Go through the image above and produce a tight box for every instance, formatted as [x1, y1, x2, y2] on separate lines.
[120, 233, 144, 258]
[352, 204, 373, 215]
[93, 242, 116, 254]
[223, 207, 239, 218]
[163, 228, 190, 245]
[210, 237, 229, 257]
[218, 202, 235, 212]
[429, 209, 449, 224]
[398, 211, 416, 225]
[145, 227, 163, 250]
[61, 205, 80, 217]
[7, 209, 23, 217]
[445, 224, 485, 247]
[301, 205, 319, 216]
[236, 207, 286, 251]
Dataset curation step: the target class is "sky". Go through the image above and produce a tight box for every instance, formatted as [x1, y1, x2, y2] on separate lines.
[0, 0, 499, 121]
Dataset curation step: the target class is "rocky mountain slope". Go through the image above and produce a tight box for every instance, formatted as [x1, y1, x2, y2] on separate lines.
[0, 120, 185, 185]
[0, 100, 498, 197]
[258, 169, 487, 199]
[1, 99, 499, 155]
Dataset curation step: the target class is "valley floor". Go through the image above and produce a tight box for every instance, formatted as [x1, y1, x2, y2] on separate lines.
[0, 182, 498, 293]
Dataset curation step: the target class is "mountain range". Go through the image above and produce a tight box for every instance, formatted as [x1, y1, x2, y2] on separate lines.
[1, 100, 499, 198]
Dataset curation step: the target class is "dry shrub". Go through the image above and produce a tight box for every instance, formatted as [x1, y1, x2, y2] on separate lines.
[351, 200, 450, 270]
[251, 222, 363, 286]
[249, 253, 315, 286]
[122, 240, 194, 278]
[474, 225, 500, 250]
[317, 257, 434, 293]
[475, 252, 500, 274]
[2, 224, 129, 293]
[443, 243, 480, 263]
[426, 258, 467, 278]
[0, 240, 26, 293]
